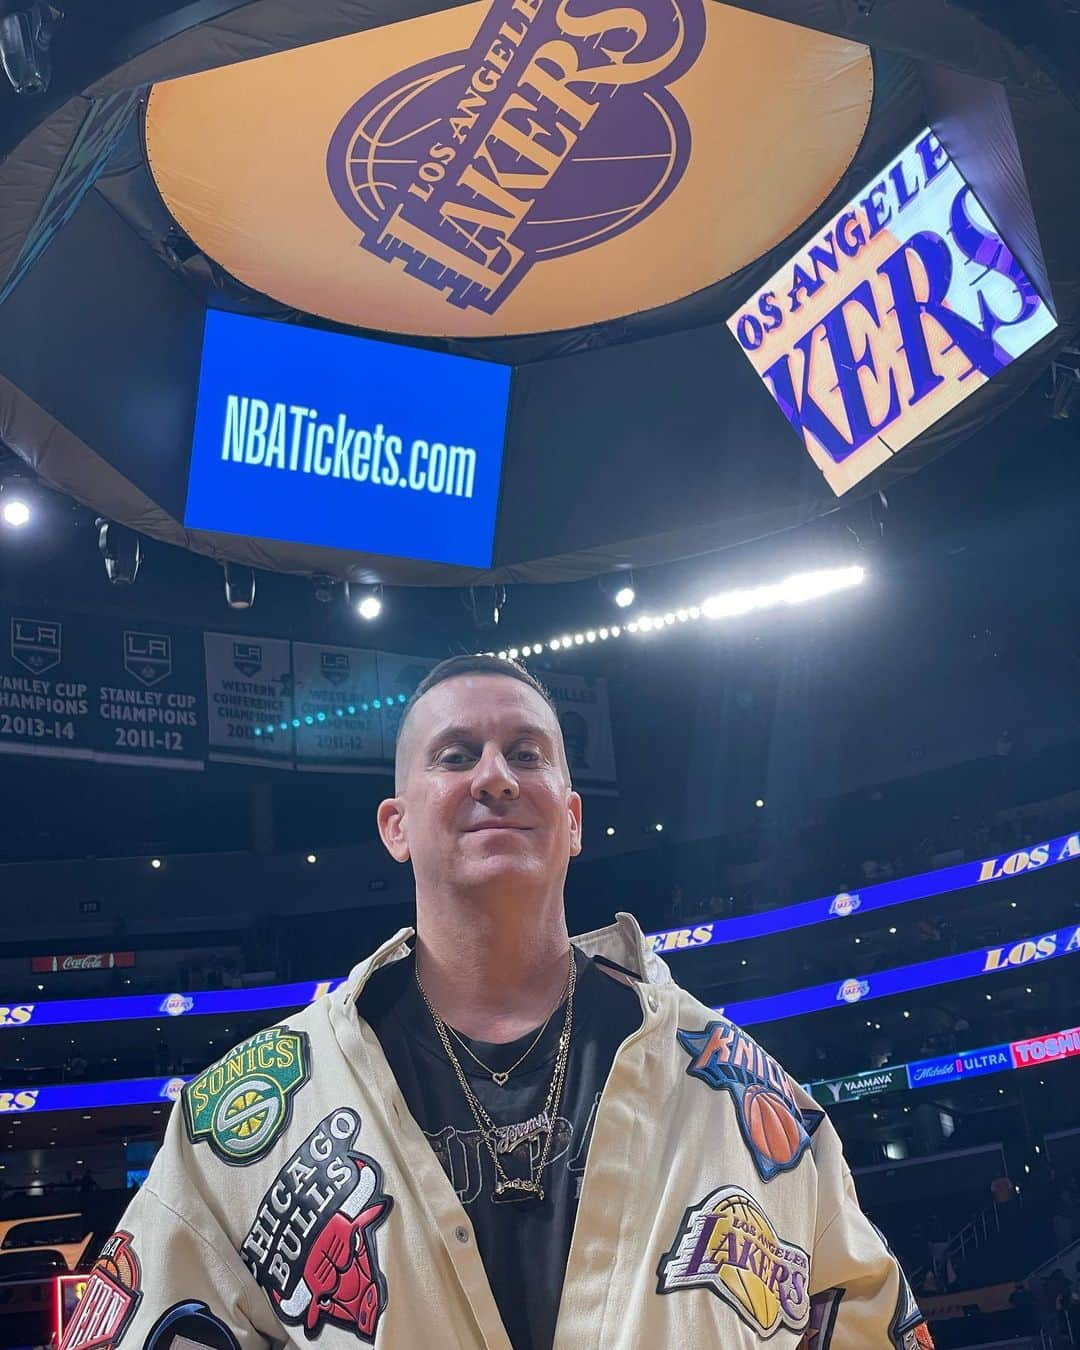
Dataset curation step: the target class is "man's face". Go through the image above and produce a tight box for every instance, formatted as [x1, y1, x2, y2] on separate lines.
[378, 675, 582, 897]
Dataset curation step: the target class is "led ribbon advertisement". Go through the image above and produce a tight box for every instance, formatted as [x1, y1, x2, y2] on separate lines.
[5, 1021, 1080, 1117]
[647, 829, 1080, 955]
[4, 921, 1078, 1036]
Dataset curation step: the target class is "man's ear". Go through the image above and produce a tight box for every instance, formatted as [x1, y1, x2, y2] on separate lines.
[377, 796, 410, 863]
[567, 790, 583, 858]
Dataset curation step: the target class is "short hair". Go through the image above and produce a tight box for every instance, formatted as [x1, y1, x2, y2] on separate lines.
[394, 655, 560, 788]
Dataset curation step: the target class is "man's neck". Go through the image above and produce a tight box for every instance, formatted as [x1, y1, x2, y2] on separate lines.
[413, 891, 572, 1043]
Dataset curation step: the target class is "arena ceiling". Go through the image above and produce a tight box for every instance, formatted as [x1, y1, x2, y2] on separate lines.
[0, 0, 1077, 586]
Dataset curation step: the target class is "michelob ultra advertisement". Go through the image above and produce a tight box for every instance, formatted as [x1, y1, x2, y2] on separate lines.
[728, 128, 1058, 496]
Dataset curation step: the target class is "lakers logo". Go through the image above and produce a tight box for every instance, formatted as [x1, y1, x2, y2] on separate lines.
[678, 1020, 812, 1181]
[326, 0, 707, 315]
[183, 1028, 309, 1165]
[657, 1186, 810, 1335]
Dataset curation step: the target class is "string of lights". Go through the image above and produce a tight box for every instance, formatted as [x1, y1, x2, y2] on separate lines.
[481, 565, 866, 661]
[253, 692, 409, 739]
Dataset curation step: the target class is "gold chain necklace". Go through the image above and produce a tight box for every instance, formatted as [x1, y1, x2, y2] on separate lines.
[443, 965, 572, 1087]
[415, 951, 576, 1203]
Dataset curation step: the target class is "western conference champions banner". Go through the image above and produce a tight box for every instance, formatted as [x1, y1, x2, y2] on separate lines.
[0, 612, 616, 786]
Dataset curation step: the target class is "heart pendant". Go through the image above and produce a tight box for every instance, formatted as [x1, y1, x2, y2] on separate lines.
[493, 1071, 509, 1086]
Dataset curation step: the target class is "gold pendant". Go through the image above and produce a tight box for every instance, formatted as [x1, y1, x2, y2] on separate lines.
[493, 1178, 544, 1204]
[492, 1071, 509, 1086]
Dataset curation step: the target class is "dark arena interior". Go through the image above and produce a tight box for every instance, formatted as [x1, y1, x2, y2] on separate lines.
[1, 0, 1080, 1347]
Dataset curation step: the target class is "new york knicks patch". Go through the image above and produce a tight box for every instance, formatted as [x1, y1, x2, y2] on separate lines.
[657, 1185, 810, 1336]
[241, 1108, 393, 1344]
[678, 1019, 812, 1181]
[183, 1026, 309, 1164]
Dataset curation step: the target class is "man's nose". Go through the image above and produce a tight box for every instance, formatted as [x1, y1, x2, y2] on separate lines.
[470, 746, 519, 799]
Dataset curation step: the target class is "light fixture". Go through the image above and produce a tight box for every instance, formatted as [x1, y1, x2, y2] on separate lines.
[348, 582, 383, 621]
[1, 490, 30, 527]
[150, 858, 162, 870]
[97, 518, 142, 585]
[36, 984, 43, 992]
[605, 826, 616, 837]
[903, 1010, 910, 1018]
[889, 926, 897, 934]
[487, 566, 865, 659]
[614, 585, 635, 608]
[305, 853, 318, 865]
[0, 4, 58, 95]
[654, 823, 664, 832]
[223, 562, 256, 609]
[754, 799, 764, 809]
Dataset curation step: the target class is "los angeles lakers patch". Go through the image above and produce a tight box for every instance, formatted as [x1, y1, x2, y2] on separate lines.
[657, 1185, 810, 1336]
[183, 1027, 310, 1164]
[678, 1020, 812, 1181]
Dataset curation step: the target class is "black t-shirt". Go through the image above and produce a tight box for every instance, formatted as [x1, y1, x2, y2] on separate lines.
[357, 946, 642, 1350]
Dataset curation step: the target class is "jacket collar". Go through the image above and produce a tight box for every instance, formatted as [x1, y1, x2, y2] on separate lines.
[334, 910, 671, 1010]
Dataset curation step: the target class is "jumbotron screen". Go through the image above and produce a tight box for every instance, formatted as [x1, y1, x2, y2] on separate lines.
[184, 310, 512, 567]
[728, 127, 1058, 496]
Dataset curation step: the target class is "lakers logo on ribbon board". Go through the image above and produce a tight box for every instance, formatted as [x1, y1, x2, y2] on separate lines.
[657, 1185, 810, 1336]
[145, 1, 872, 337]
[183, 1027, 310, 1164]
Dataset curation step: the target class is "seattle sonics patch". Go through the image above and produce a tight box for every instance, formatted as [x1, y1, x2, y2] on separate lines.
[678, 1019, 812, 1181]
[657, 1186, 810, 1336]
[183, 1027, 309, 1164]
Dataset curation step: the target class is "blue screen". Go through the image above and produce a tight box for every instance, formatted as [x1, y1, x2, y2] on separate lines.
[184, 310, 511, 567]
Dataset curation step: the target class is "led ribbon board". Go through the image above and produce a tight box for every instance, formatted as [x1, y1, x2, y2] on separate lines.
[728, 127, 1058, 496]
[720, 922, 1080, 1028]
[6, 1021, 1079, 1116]
[184, 311, 511, 567]
[647, 829, 1080, 955]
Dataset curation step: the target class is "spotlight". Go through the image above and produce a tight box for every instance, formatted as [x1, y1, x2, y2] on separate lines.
[0, 3, 60, 96]
[96, 519, 142, 585]
[305, 853, 318, 865]
[150, 858, 162, 870]
[0, 481, 31, 528]
[754, 799, 764, 809]
[615, 585, 635, 609]
[347, 583, 383, 620]
[311, 574, 336, 604]
[654, 822, 664, 832]
[605, 826, 616, 837]
[223, 562, 256, 609]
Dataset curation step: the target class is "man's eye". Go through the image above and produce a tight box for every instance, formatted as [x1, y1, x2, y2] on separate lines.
[438, 750, 471, 766]
[514, 749, 541, 762]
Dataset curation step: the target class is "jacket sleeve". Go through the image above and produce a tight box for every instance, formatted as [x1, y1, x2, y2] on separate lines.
[59, 1109, 278, 1350]
[804, 1114, 934, 1349]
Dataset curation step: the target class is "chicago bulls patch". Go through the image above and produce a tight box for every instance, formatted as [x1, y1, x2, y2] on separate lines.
[241, 1108, 393, 1343]
[58, 1231, 142, 1350]
[678, 1020, 812, 1181]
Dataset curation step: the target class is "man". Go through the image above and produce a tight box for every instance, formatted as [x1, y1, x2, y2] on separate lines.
[61, 655, 932, 1350]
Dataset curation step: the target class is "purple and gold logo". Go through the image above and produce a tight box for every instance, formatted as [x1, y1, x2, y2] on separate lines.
[657, 1186, 810, 1335]
[326, 0, 706, 315]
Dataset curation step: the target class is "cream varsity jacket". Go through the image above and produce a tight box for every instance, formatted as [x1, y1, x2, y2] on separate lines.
[59, 913, 933, 1350]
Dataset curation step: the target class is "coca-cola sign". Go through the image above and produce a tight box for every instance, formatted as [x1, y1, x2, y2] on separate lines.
[31, 951, 136, 973]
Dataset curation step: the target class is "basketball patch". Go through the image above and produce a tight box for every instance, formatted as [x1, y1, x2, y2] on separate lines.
[58, 1231, 142, 1350]
[657, 1185, 810, 1336]
[678, 1019, 812, 1181]
[183, 1026, 309, 1165]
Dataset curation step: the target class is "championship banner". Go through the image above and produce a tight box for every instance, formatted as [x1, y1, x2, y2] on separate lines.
[204, 632, 294, 767]
[31, 952, 136, 973]
[0, 612, 207, 769]
[807, 1065, 907, 1106]
[728, 126, 1058, 496]
[539, 669, 618, 794]
[375, 651, 437, 762]
[647, 829, 1080, 954]
[292, 642, 382, 771]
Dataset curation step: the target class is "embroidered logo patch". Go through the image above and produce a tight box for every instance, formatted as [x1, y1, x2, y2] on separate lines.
[183, 1027, 309, 1164]
[144, 1301, 240, 1350]
[889, 1262, 934, 1349]
[241, 1108, 393, 1344]
[657, 1185, 810, 1336]
[58, 1231, 142, 1350]
[678, 1020, 812, 1181]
